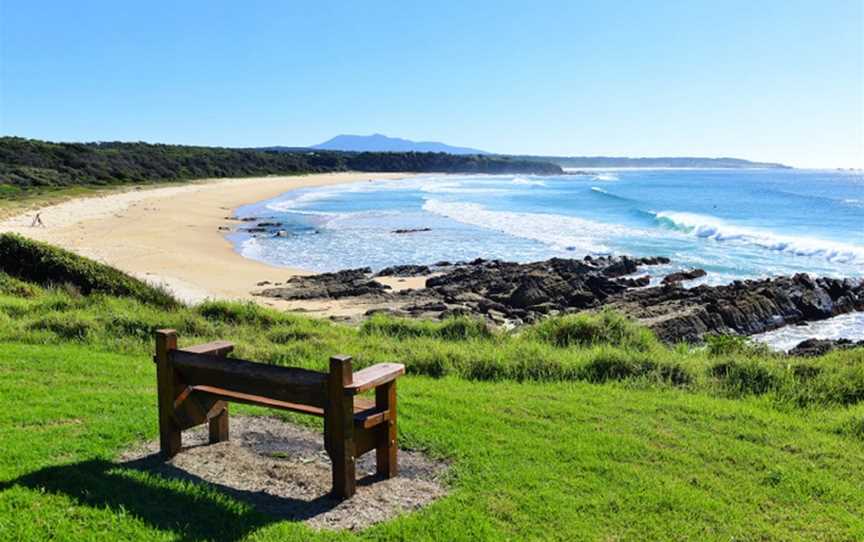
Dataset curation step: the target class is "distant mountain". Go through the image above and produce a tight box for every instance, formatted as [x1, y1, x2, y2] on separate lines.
[311, 134, 489, 155]
[516, 155, 791, 169]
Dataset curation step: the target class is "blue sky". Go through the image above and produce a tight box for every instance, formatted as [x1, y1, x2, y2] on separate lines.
[1, 0, 862, 167]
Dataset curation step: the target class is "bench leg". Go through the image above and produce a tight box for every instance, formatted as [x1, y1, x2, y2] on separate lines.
[209, 404, 229, 444]
[328, 356, 356, 499]
[156, 330, 181, 458]
[376, 380, 398, 478]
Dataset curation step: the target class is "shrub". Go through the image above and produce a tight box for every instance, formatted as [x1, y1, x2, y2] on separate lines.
[360, 315, 491, 341]
[529, 310, 657, 351]
[710, 360, 779, 395]
[29, 312, 96, 340]
[438, 317, 493, 341]
[705, 334, 770, 357]
[0, 272, 41, 297]
[0, 234, 177, 308]
[267, 325, 319, 344]
[198, 300, 277, 326]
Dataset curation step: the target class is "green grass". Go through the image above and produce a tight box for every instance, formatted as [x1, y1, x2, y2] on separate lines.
[0, 342, 862, 541]
[1, 240, 864, 539]
[1, 280, 862, 409]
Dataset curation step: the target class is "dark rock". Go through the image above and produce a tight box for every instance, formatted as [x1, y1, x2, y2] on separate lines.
[259, 268, 390, 300]
[375, 264, 432, 277]
[788, 338, 864, 357]
[609, 274, 864, 343]
[662, 269, 707, 284]
[392, 228, 432, 234]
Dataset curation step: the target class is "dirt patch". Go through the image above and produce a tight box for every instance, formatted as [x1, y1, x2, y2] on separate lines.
[119, 416, 449, 531]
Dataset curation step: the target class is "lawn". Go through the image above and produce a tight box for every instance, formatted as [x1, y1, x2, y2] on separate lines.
[1, 342, 863, 541]
[1, 235, 864, 540]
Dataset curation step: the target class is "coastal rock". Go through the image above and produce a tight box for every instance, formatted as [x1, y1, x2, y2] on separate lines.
[609, 274, 864, 343]
[375, 264, 432, 277]
[254, 254, 864, 344]
[662, 268, 707, 284]
[788, 338, 864, 357]
[392, 228, 432, 234]
[258, 268, 390, 300]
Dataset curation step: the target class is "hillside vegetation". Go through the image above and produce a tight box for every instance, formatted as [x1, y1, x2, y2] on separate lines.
[0, 137, 561, 199]
[0, 235, 862, 540]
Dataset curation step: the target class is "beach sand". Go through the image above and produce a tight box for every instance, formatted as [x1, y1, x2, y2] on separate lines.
[0, 172, 421, 314]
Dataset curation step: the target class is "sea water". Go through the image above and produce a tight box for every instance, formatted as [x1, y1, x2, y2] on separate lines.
[231, 168, 864, 347]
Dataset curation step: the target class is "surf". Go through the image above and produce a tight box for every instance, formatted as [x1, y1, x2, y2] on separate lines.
[654, 211, 864, 264]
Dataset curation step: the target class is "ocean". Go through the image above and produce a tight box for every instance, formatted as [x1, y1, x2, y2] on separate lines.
[231, 168, 864, 347]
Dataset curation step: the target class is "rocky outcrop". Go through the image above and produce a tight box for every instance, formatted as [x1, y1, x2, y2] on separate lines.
[609, 275, 864, 343]
[662, 268, 707, 284]
[787, 338, 864, 357]
[259, 268, 390, 300]
[254, 256, 864, 344]
[392, 228, 432, 234]
[375, 264, 433, 277]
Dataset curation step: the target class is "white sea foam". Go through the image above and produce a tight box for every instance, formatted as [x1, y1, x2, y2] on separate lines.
[752, 312, 864, 351]
[511, 177, 547, 186]
[266, 188, 343, 211]
[422, 199, 642, 254]
[655, 211, 864, 264]
[592, 173, 619, 182]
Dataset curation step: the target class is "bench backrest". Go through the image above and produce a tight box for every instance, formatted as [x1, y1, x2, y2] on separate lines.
[169, 349, 330, 408]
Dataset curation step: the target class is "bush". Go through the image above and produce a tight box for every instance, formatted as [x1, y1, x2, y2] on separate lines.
[711, 360, 779, 395]
[198, 300, 278, 326]
[577, 349, 691, 385]
[0, 272, 41, 297]
[705, 334, 770, 357]
[267, 325, 319, 344]
[0, 234, 177, 308]
[29, 312, 96, 340]
[360, 315, 491, 341]
[529, 311, 657, 351]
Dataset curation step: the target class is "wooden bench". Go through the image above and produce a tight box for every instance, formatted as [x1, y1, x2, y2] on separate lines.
[153, 329, 405, 499]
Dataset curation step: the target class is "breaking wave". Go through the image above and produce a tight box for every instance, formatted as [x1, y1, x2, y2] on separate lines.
[511, 177, 547, 186]
[655, 211, 864, 264]
[593, 173, 619, 182]
[423, 199, 642, 255]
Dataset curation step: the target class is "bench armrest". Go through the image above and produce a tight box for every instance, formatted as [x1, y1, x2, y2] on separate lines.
[344, 363, 405, 394]
[178, 340, 235, 357]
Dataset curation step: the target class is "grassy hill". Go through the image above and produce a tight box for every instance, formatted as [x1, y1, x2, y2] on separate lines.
[0, 235, 862, 540]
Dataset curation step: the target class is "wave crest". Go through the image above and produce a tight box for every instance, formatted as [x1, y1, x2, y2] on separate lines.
[655, 211, 864, 264]
[423, 199, 642, 254]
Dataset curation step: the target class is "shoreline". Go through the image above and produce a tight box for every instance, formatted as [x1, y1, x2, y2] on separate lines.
[0, 172, 416, 307]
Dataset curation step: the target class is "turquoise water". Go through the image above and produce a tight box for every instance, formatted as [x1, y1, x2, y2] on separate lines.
[233, 169, 863, 285]
[232, 168, 864, 345]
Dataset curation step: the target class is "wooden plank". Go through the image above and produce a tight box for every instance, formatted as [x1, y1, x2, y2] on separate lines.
[376, 380, 398, 477]
[344, 363, 405, 394]
[354, 407, 389, 429]
[191, 385, 325, 416]
[355, 424, 385, 456]
[328, 355, 356, 499]
[170, 350, 328, 408]
[180, 340, 234, 357]
[155, 329, 182, 458]
[209, 403, 229, 444]
[190, 385, 379, 421]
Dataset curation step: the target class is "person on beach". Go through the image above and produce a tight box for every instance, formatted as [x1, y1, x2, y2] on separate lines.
[31, 212, 44, 227]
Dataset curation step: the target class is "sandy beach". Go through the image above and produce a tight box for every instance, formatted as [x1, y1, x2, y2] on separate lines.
[0, 172, 417, 311]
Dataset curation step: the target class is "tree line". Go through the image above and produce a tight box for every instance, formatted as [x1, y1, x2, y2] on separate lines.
[0, 137, 561, 196]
